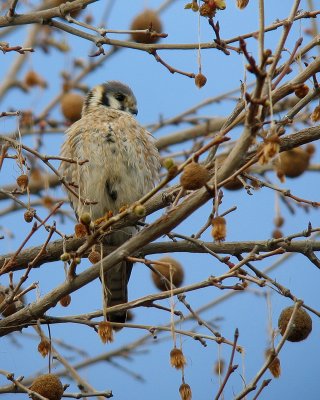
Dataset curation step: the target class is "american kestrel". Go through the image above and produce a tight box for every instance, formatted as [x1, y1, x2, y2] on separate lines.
[59, 81, 160, 322]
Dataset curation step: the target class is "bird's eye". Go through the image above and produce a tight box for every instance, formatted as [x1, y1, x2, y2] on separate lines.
[115, 93, 125, 101]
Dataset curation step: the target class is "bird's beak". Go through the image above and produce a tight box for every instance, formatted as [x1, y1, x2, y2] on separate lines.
[130, 107, 138, 116]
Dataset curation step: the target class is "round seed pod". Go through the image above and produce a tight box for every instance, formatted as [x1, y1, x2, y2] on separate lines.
[272, 229, 283, 239]
[24, 210, 34, 223]
[180, 162, 210, 190]
[16, 174, 29, 191]
[30, 374, 64, 400]
[278, 306, 312, 342]
[61, 92, 83, 122]
[152, 256, 184, 291]
[59, 294, 71, 307]
[279, 148, 310, 178]
[195, 73, 207, 88]
[24, 70, 47, 88]
[294, 84, 309, 99]
[130, 9, 162, 44]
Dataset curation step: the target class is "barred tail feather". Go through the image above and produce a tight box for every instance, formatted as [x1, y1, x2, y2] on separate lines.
[104, 260, 132, 323]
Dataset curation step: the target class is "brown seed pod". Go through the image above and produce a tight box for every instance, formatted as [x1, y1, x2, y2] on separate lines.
[61, 92, 84, 122]
[24, 70, 47, 88]
[237, 0, 249, 9]
[211, 216, 226, 242]
[179, 382, 192, 400]
[199, 3, 216, 17]
[279, 147, 310, 178]
[16, 174, 29, 191]
[98, 321, 114, 343]
[311, 105, 320, 122]
[88, 250, 101, 264]
[152, 256, 184, 291]
[195, 73, 207, 88]
[180, 162, 210, 190]
[272, 229, 283, 239]
[265, 348, 281, 378]
[38, 338, 51, 357]
[305, 143, 316, 156]
[278, 306, 312, 342]
[74, 223, 87, 238]
[130, 9, 163, 44]
[170, 347, 186, 369]
[294, 83, 309, 99]
[24, 210, 34, 223]
[59, 294, 71, 307]
[30, 374, 64, 400]
[274, 215, 284, 228]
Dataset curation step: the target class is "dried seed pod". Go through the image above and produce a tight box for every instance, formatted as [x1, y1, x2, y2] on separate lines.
[310, 105, 320, 122]
[274, 215, 284, 228]
[305, 143, 316, 156]
[179, 382, 192, 400]
[42, 196, 54, 209]
[88, 250, 101, 264]
[152, 256, 184, 291]
[74, 223, 87, 238]
[294, 83, 309, 98]
[259, 135, 280, 165]
[24, 70, 47, 88]
[170, 347, 186, 369]
[278, 306, 312, 342]
[59, 294, 71, 307]
[30, 374, 64, 400]
[265, 348, 281, 378]
[98, 321, 114, 343]
[237, 0, 249, 9]
[16, 174, 29, 191]
[130, 9, 163, 44]
[61, 92, 84, 122]
[38, 339, 51, 357]
[199, 3, 216, 17]
[211, 216, 226, 242]
[24, 210, 34, 223]
[272, 229, 283, 239]
[195, 73, 207, 88]
[279, 148, 310, 178]
[180, 162, 210, 190]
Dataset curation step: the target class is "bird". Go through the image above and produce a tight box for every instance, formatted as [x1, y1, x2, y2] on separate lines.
[59, 81, 160, 323]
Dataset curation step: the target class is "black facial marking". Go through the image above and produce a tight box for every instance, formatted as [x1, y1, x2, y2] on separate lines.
[102, 94, 110, 107]
[115, 93, 125, 101]
[106, 181, 117, 201]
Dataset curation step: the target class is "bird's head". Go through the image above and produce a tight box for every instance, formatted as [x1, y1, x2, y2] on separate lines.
[82, 81, 138, 116]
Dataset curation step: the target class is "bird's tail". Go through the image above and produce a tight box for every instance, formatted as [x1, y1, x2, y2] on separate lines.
[104, 260, 132, 323]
